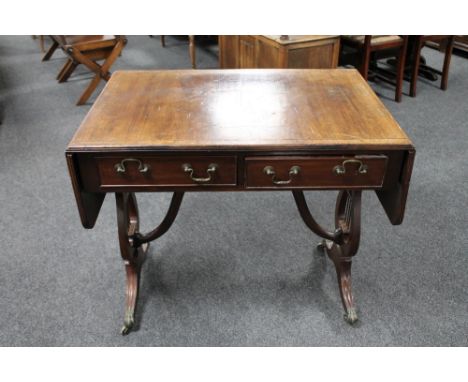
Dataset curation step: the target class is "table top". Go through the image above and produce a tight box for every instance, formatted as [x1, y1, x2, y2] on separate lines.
[262, 35, 339, 45]
[68, 69, 413, 152]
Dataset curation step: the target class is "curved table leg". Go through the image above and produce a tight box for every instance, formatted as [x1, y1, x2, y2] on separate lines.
[116, 192, 184, 335]
[293, 190, 361, 325]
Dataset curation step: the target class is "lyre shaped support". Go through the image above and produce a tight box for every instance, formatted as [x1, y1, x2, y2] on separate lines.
[292, 190, 362, 324]
[115, 192, 184, 335]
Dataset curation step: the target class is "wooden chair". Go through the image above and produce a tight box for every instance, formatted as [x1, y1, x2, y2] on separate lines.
[340, 35, 408, 102]
[32, 35, 46, 52]
[159, 35, 196, 68]
[42, 35, 127, 105]
[410, 35, 454, 97]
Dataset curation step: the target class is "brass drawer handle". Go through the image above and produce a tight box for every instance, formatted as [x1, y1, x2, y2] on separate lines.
[333, 159, 368, 175]
[182, 163, 218, 183]
[263, 165, 301, 185]
[114, 158, 150, 174]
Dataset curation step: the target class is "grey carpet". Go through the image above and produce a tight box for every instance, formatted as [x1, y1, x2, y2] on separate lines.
[0, 35, 466, 346]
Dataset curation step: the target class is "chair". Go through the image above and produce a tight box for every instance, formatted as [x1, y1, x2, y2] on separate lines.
[159, 35, 196, 68]
[32, 35, 46, 52]
[409, 35, 454, 97]
[340, 35, 408, 102]
[42, 35, 127, 105]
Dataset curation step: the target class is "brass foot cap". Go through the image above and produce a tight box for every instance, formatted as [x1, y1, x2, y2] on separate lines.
[344, 308, 358, 325]
[121, 315, 134, 336]
[317, 240, 327, 251]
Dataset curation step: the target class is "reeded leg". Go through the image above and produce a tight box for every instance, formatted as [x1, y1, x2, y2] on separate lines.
[319, 241, 358, 324]
[121, 242, 149, 334]
[319, 190, 361, 324]
[115, 191, 184, 335]
[295, 189, 361, 325]
[116, 192, 148, 335]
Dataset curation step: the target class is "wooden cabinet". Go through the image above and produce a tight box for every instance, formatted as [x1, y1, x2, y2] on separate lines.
[219, 35, 340, 69]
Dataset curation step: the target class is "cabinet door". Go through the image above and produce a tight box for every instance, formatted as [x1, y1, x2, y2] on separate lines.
[219, 35, 240, 68]
[239, 36, 256, 68]
[255, 38, 282, 68]
[287, 39, 340, 68]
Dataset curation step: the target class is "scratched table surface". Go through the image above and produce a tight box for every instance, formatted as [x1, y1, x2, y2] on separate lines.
[68, 69, 413, 151]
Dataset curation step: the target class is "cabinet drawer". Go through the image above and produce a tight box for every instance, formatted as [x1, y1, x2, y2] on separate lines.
[245, 155, 388, 189]
[96, 155, 237, 188]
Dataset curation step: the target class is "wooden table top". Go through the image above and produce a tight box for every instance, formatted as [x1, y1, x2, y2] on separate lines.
[262, 35, 340, 45]
[68, 69, 413, 152]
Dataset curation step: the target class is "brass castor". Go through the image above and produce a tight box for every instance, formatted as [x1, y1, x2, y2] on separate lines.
[316, 239, 327, 251]
[120, 311, 135, 335]
[344, 308, 358, 325]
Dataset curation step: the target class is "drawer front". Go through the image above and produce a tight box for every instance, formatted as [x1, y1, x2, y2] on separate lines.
[245, 155, 388, 189]
[97, 155, 237, 188]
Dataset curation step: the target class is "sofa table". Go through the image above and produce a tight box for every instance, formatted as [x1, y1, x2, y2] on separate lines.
[66, 69, 415, 335]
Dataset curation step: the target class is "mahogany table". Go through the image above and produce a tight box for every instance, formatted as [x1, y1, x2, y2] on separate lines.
[66, 69, 415, 335]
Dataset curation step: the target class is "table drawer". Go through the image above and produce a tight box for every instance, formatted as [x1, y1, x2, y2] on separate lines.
[245, 155, 388, 189]
[96, 155, 237, 188]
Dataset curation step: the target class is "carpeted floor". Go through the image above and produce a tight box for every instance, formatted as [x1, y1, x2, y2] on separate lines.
[0, 35, 466, 346]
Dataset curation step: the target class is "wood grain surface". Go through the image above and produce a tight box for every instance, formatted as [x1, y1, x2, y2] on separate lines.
[67, 69, 413, 151]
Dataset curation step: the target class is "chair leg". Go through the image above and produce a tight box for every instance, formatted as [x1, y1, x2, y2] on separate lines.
[59, 61, 78, 83]
[39, 36, 45, 53]
[160, 35, 165, 47]
[42, 40, 58, 62]
[189, 35, 196, 69]
[441, 36, 454, 90]
[395, 37, 408, 102]
[56, 59, 73, 81]
[76, 74, 102, 106]
[74, 39, 126, 105]
[410, 37, 424, 97]
[99, 39, 126, 76]
[359, 46, 371, 81]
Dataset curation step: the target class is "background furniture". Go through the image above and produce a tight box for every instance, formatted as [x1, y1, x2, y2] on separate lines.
[340, 35, 408, 102]
[66, 69, 415, 334]
[219, 35, 340, 69]
[426, 35, 468, 56]
[410, 35, 454, 97]
[159, 35, 197, 68]
[42, 35, 127, 105]
[32, 35, 46, 52]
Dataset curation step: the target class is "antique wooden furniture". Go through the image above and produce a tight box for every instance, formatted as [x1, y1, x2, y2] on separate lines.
[409, 36, 454, 97]
[66, 69, 415, 335]
[159, 35, 196, 68]
[426, 35, 468, 55]
[32, 35, 46, 52]
[340, 35, 408, 102]
[42, 35, 127, 105]
[219, 35, 340, 69]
